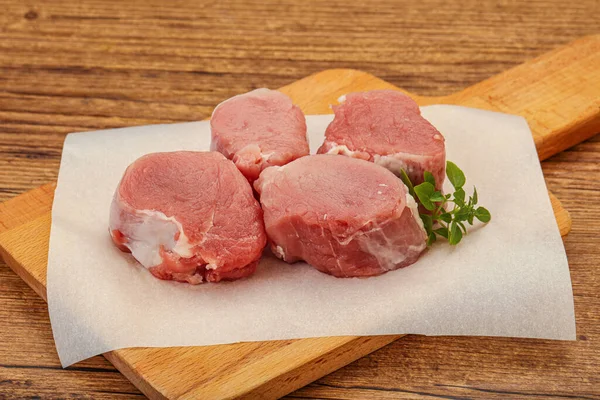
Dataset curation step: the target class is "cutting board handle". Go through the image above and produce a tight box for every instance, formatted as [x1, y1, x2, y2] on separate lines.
[431, 34, 600, 160]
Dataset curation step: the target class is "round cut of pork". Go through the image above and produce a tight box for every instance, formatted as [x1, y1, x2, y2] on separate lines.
[254, 154, 427, 278]
[110, 151, 266, 284]
[318, 90, 446, 189]
[210, 88, 309, 183]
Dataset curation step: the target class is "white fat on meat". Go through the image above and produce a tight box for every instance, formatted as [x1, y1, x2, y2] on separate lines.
[109, 205, 192, 269]
[273, 245, 286, 260]
[360, 194, 426, 273]
[332, 193, 426, 272]
[374, 153, 412, 176]
[323, 142, 368, 159]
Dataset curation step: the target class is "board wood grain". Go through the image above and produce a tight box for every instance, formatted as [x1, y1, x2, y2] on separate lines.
[1, 34, 598, 399]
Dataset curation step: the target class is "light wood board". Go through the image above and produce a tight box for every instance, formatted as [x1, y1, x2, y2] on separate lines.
[1, 34, 599, 399]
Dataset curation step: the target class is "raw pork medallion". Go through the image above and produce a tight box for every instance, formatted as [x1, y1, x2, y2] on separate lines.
[110, 151, 266, 284]
[318, 90, 446, 189]
[211, 88, 309, 183]
[254, 154, 427, 278]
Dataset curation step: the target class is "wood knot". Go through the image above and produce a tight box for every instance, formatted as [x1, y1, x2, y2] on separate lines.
[24, 10, 38, 20]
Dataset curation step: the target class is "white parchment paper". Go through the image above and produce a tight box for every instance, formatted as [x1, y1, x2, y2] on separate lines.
[48, 106, 576, 367]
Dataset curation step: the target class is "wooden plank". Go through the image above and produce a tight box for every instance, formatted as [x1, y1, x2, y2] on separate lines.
[1, 34, 599, 399]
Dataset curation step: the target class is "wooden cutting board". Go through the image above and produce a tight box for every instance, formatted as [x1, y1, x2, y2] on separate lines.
[0, 34, 598, 399]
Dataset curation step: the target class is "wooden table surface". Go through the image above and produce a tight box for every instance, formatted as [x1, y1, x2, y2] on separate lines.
[1, 0, 599, 399]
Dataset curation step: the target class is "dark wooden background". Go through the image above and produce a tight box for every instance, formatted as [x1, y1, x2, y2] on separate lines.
[1, 0, 599, 398]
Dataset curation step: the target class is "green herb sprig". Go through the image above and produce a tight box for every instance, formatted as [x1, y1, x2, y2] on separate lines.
[400, 161, 491, 246]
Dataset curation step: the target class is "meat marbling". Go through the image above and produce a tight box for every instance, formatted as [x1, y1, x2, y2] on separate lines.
[210, 88, 309, 183]
[254, 154, 427, 278]
[318, 90, 446, 189]
[110, 151, 266, 284]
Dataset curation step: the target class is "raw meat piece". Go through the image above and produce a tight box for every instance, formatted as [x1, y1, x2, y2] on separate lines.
[318, 90, 446, 189]
[109, 151, 266, 284]
[210, 88, 309, 183]
[254, 154, 427, 278]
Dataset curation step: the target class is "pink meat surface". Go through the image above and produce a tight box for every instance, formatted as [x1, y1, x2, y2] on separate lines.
[317, 90, 446, 189]
[254, 154, 427, 278]
[210, 88, 309, 183]
[109, 151, 266, 284]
